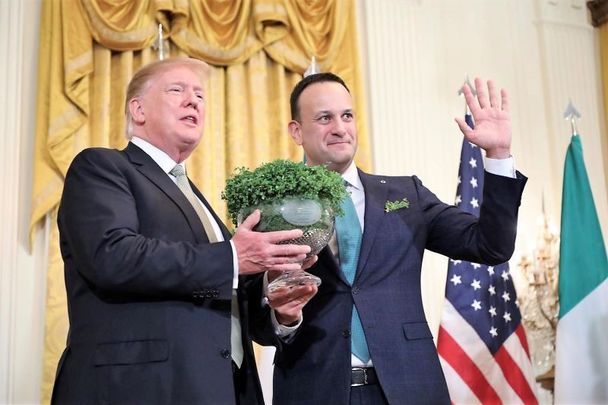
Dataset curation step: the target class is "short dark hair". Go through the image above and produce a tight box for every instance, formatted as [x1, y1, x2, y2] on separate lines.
[289, 73, 350, 121]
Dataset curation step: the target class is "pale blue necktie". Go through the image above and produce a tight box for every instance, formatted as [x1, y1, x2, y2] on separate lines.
[335, 186, 370, 363]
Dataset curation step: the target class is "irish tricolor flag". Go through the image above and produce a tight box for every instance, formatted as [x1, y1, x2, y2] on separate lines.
[554, 134, 608, 403]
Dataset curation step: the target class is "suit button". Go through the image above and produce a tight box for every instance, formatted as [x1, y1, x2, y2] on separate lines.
[221, 349, 231, 359]
[352, 286, 360, 295]
[192, 291, 203, 305]
[342, 330, 351, 338]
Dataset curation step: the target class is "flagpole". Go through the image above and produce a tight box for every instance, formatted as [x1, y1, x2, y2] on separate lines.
[562, 100, 580, 136]
[304, 56, 320, 77]
[457, 76, 476, 116]
[153, 24, 165, 61]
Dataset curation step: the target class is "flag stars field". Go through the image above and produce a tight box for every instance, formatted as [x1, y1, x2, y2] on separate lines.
[450, 274, 462, 286]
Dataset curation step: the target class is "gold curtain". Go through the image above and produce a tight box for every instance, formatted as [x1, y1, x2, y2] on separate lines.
[33, 0, 371, 402]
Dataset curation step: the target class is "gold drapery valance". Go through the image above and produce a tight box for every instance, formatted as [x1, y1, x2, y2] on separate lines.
[31, 0, 370, 239]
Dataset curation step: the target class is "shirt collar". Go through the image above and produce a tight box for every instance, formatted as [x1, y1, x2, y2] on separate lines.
[131, 136, 181, 175]
[341, 161, 362, 190]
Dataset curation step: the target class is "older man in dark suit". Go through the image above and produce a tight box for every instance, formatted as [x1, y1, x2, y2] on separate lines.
[51, 57, 316, 405]
[253, 73, 527, 404]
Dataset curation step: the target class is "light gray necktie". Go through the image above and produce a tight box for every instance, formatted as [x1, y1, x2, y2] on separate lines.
[170, 164, 244, 368]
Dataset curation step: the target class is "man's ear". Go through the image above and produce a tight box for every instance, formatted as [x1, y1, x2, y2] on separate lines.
[128, 98, 145, 125]
[288, 120, 303, 145]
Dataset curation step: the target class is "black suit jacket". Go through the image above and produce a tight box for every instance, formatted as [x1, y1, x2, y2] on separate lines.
[252, 168, 527, 405]
[52, 143, 264, 404]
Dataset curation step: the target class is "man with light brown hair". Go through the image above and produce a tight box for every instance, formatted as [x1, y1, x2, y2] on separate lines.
[51, 57, 315, 404]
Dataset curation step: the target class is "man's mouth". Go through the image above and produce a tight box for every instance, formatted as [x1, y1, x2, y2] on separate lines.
[181, 115, 198, 125]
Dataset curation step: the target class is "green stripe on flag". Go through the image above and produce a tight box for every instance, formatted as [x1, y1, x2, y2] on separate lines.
[558, 135, 608, 317]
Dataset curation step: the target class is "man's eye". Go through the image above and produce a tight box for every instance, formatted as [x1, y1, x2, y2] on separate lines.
[169, 87, 182, 93]
[318, 116, 330, 123]
[343, 113, 354, 120]
[196, 94, 204, 101]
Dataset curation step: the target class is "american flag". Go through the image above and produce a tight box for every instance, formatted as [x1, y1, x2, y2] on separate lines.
[437, 113, 538, 404]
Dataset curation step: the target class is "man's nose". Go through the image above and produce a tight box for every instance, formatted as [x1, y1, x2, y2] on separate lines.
[185, 91, 200, 109]
[333, 119, 347, 136]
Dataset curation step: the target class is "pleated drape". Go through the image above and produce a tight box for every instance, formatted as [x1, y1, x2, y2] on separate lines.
[33, 0, 371, 402]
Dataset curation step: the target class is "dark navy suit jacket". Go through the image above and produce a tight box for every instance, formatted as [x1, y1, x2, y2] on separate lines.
[253, 168, 527, 405]
[52, 143, 264, 404]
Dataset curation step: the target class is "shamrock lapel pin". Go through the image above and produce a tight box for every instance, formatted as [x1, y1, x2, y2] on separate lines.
[385, 198, 410, 213]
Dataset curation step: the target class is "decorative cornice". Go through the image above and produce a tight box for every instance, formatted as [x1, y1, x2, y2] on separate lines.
[588, 0, 608, 27]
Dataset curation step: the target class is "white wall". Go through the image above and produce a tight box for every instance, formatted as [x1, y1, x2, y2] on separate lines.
[0, 0, 46, 404]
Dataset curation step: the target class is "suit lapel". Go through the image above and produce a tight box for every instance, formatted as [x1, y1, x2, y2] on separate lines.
[355, 170, 389, 282]
[123, 143, 209, 243]
[316, 245, 349, 285]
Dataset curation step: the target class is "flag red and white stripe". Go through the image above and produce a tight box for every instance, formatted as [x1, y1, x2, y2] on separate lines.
[439, 301, 537, 404]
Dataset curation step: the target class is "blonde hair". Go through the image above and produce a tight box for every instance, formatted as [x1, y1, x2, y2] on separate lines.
[124, 57, 210, 138]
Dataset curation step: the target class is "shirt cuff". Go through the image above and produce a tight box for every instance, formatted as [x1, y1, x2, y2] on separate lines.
[271, 309, 302, 338]
[484, 156, 516, 178]
[263, 272, 303, 338]
[230, 240, 239, 289]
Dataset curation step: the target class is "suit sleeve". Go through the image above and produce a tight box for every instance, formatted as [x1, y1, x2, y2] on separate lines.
[417, 171, 527, 264]
[58, 149, 234, 301]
